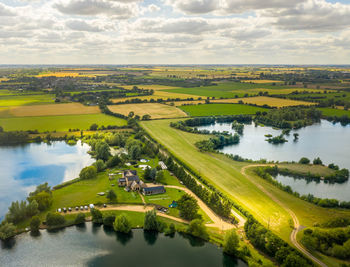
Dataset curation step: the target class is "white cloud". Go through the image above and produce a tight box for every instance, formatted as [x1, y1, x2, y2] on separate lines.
[0, 2, 16, 16]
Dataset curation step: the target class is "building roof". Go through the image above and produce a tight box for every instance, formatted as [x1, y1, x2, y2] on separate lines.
[127, 175, 140, 182]
[118, 178, 126, 182]
[143, 186, 166, 194]
[124, 170, 137, 176]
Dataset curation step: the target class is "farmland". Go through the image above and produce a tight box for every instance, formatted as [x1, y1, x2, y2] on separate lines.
[0, 113, 126, 132]
[318, 107, 350, 117]
[0, 94, 55, 107]
[179, 103, 268, 116]
[107, 103, 188, 119]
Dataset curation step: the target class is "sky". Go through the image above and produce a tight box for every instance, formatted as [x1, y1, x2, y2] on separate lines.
[0, 0, 350, 65]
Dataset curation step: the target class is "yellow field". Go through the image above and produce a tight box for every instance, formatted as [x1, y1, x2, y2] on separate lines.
[241, 80, 283, 84]
[8, 103, 100, 117]
[107, 103, 187, 119]
[212, 96, 316, 108]
[112, 90, 197, 103]
[36, 72, 98, 78]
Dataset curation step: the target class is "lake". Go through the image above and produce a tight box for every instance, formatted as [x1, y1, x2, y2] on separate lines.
[198, 120, 350, 201]
[0, 224, 246, 267]
[0, 141, 94, 219]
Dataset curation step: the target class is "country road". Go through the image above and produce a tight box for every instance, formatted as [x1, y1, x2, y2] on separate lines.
[241, 165, 327, 267]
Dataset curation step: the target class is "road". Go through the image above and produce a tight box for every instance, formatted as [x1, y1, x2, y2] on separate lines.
[241, 165, 327, 267]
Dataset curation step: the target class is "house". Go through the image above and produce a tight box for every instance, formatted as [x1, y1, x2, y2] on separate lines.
[123, 170, 137, 178]
[119, 170, 146, 191]
[118, 178, 126, 187]
[125, 175, 140, 187]
[158, 161, 167, 170]
[142, 186, 166, 196]
[130, 180, 146, 191]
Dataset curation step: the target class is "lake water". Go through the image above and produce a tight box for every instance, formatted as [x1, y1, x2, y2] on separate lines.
[198, 120, 350, 201]
[0, 141, 94, 219]
[0, 224, 246, 267]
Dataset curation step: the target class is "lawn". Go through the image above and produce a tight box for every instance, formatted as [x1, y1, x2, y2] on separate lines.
[0, 94, 55, 107]
[0, 113, 127, 132]
[8, 103, 101, 117]
[141, 119, 350, 243]
[107, 103, 187, 119]
[179, 103, 268, 116]
[318, 107, 350, 117]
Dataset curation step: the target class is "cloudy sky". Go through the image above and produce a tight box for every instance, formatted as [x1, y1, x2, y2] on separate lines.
[0, 0, 350, 64]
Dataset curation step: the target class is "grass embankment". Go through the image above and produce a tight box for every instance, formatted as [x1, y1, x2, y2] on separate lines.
[0, 114, 127, 132]
[141, 119, 350, 244]
[107, 103, 187, 119]
[277, 163, 336, 177]
[0, 94, 55, 107]
[318, 107, 350, 117]
[179, 103, 268, 116]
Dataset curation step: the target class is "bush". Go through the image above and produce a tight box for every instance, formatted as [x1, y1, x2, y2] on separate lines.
[299, 157, 310, 164]
[106, 155, 121, 168]
[113, 214, 131, 233]
[0, 222, 16, 240]
[91, 208, 103, 223]
[313, 157, 323, 165]
[164, 223, 176, 236]
[106, 190, 117, 202]
[144, 209, 158, 231]
[30, 216, 41, 232]
[94, 159, 106, 172]
[187, 219, 209, 241]
[46, 212, 65, 226]
[103, 213, 116, 227]
[79, 166, 97, 180]
[74, 213, 86, 224]
[223, 230, 240, 256]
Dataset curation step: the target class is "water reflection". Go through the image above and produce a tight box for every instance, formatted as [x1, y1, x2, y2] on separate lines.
[143, 230, 158, 245]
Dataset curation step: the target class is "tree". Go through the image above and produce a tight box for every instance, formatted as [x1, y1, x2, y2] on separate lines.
[0, 222, 16, 240]
[177, 194, 199, 221]
[6, 200, 28, 223]
[143, 167, 151, 180]
[128, 111, 134, 118]
[299, 157, 310, 164]
[28, 192, 52, 211]
[313, 157, 323, 165]
[187, 219, 209, 240]
[46, 212, 65, 226]
[90, 208, 103, 223]
[155, 170, 164, 182]
[150, 168, 157, 181]
[106, 155, 121, 168]
[144, 209, 158, 231]
[26, 200, 39, 217]
[282, 253, 308, 267]
[103, 213, 116, 227]
[90, 123, 98, 131]
[114, 214, 132, 233]
[29, 182, 52, 197]
[106, 189, 117, 202]
[223, 230, 240, 255]
[95, 141, 111, 161]
[30, 216, 41, 232]
[74, 213, 86, 224]
[79, 166, 97, 180]
[142, 114, 151, 120]
[165, 223, 176, 236]
[129, 145, 141, 160]
[94, 159, 106, 172]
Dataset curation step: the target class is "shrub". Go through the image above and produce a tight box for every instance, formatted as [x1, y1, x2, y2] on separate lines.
[0, 222, 16, 240]
[223, 230, 240, 256]
[187, 219, 209, 241]
[46, 212, 65, 226]
[106, 190, 117, 202]
[79, 166, 97, 180]
[91, 208, 103, 223]
[144, 209, 158, 231]
[299, 157, 310, 164]
[30, 216, 41, 232]
[113, 214, 131, 233]
[74, 213, 85, 224]
[94, 159, 106, 172]
[103, 214, 116, 227]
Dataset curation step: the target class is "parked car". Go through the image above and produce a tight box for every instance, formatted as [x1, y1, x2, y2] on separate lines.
[103, 204, 107, 208]
[63, 208, 67, 213]
[80, 206, 84, 210]
[68, 207, 72, 212]
[89, 204, 94, 209]
[75, 207, 79, 211]
[84, 206, 88, 210]
[57, 208, 62, 213]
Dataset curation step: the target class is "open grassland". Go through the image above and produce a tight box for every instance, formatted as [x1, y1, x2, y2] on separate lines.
[8, 103, 100, 117]
[213, 96, 316, 107]
[0, 94, 55, 107]
[318, 107, 350, 117]
[277, 163, 335, 177]
[179, 103, 268, 116]
[141, 119, 350, 243]
[108, 103, 187, 119]
[121, 84, 181, 90]
[0, 113, 126, 132]
[111, 90, 197, 103]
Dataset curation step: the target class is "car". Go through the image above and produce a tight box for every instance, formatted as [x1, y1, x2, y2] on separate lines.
[89, 204, 94, 209]
[68, 207, 72, 212]
[80, 206, 84, 210]
[103, 204, 107, 208]
[75, 207, 79, 211]
[63, 208, 67, 213]
[57, 208, 62, 213]
[84, 206, 88, 210]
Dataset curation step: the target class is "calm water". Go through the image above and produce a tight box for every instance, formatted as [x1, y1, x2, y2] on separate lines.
[0, 224, 246, 267]
[0, 141, 94, 219]
[198, 120, 350, 200]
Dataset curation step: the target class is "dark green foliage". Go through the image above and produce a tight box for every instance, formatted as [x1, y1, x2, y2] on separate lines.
[79, 166, 97, 179]
[299, 157, 310, 164]
[46, 212, 65, 226]
[0, 130, 29, 145]
[187, 219, 209, 241]
[231, 121, 244, 135]
[90, 208, 103, 223]
[195, 134, 239, 151]
[144, 209, 158, 231]
[223, 230, 240, 256]
[0, 222, 16, 240]
[106, 189, 117, 202]
[313, 157, 323, 165]
[93, 159, 106, 172]
[320, 217, 350, 228]
[30, 216, 41, 232]
[95, 141, 111, 161]
[106, 155, 121, 168]
[102, 213, 116, 227]
[177, 194, 199, 221]
[28, 182, 52, 197]
[164, 223, 176, 236]
[74, 213, 86, 224]
[266, 134, 288, 144]
[113, 214, 132, 233]
[28, 192, 52, 211]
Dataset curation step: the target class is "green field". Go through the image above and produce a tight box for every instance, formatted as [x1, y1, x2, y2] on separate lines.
[0, 94, 55, 107]
[318, 107, 350, 117]
[0, 113, 127, 132]
[141, 119, 350, 243]
[180, 103, 268, 116]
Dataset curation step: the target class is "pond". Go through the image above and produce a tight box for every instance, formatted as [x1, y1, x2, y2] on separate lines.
[198, 120, 350, 201]
[0, 224, 246, 267]
[0, 141, 94, 219]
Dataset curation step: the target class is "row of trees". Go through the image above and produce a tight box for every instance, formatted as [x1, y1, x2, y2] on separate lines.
[195, 134, 240, 151]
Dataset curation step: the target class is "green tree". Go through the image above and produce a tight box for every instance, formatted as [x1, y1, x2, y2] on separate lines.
[74, 213, 86, 224]
[46, 212, 65, 226]
[282, 253, 308, 267]
[28, 192, 52, 211]
[223, 230, 240, 256]
[155, 170, 164, 182]
[0, 222, 16, 240]
[79, 166, 97, 180]
[113, 214, 132, 233]
[299, 157, 310, 164]
[164, 223, 176, 236]
[177, 194, 199, 220]
[144, 209, 158, 231]
[187, 219, 209, 240]
[103, 213, 116, 227]
[30, 216, 41, 232]
[313, 157, 323, 165]
[96, 141, 111, 161]
[142, 114, 151, 120]
[106, 155, 121, 168]
[90, 123, 98, 130]
[93, 159, 106, 172]
[106, 189, 117, 202]
[90, 208, 103, 223]
[143, 167, 151, 180]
